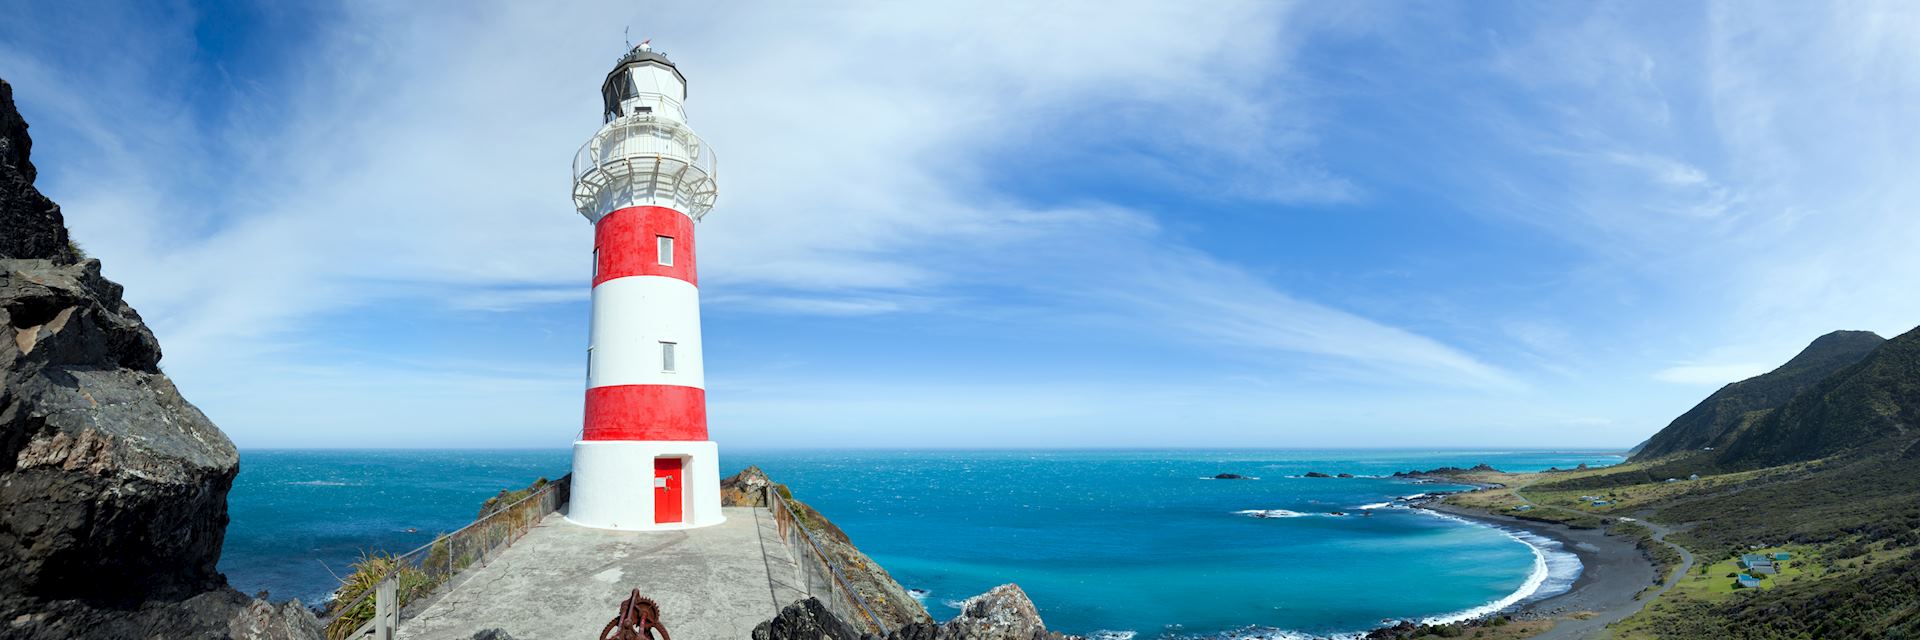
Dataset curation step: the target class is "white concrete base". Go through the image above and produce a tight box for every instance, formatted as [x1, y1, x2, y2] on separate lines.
[566, 440, 724, 531]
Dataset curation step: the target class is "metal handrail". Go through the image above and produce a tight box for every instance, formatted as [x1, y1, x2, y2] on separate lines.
[767, 492, 893, 636]
[323, 477, 569, 639]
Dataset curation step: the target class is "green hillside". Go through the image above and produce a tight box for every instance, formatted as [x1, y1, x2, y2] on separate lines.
[1632, 330, 1884, 460]
[1715, 325, 1920, 468]
[1538, 324, 1920, 638]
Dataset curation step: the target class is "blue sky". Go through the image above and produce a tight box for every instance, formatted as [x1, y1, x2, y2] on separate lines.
[5, 1, 1918, 449]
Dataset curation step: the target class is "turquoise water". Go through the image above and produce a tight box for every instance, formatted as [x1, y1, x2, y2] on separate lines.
[221, 449, 1620, 638]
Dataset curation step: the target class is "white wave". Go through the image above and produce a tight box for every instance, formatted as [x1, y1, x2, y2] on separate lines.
[1089, 631, 1137, 640]
[1235, 509, 1306, 518]
[941, 599, 967, 610]
[1235, 509, 1347, 519]
[1398, 493, 1428, 500]
[1354, 502, 1392, 510]
[907, 588, 930, 602]
[1200, 625, 1365, 640]
[1411, 509, 1582, 625]
[1519, 531, 1582, 603]
[287, 480, 348, 486]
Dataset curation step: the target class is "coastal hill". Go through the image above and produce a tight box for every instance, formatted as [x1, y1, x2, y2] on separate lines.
[1449, 322, 1920, 638]
[1714, 325, 1920, 468]
[0, 78, 320, 639]
[1631, 329, 1884, 460]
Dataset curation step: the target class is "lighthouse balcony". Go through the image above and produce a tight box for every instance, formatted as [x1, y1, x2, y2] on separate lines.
[572, 117, 718, 222]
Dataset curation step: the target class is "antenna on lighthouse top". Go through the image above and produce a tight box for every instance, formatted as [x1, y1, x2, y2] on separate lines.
[624, 26, 630, 49]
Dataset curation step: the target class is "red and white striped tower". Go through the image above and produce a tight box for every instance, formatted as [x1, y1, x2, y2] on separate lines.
[565, 41, 723, 531]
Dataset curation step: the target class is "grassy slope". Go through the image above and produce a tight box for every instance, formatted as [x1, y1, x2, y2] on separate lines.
[1424, 448, 1920, 639]
[1524, 451, 1920, 639]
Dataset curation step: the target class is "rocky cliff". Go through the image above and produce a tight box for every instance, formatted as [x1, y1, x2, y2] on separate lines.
[0, 77, 319, 639]
[725, 465, 934, 630]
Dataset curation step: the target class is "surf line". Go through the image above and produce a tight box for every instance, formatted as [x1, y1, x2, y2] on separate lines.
[1409, 508, 1582, 626]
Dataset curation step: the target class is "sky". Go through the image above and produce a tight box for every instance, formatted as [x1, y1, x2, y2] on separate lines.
[4, 1, 1919, 449]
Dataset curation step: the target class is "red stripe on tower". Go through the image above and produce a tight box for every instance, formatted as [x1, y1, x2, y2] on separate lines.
[583, 384, 708, 440]
[593, 206, 698, 287]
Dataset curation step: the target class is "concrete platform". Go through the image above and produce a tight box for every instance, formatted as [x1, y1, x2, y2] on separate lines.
[399, 506, 805, 640]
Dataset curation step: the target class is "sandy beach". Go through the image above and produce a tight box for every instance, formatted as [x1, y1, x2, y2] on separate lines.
[1421, 502, 1660, 639]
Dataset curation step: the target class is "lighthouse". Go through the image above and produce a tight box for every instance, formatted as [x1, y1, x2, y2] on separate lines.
[565, 41, 723, 531]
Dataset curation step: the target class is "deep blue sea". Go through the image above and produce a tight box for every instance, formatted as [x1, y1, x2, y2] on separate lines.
[222, 449, 1621, 639]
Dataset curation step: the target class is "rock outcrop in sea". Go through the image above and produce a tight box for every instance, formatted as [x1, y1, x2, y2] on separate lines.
[0, 77, 321, 639]
[1390, 463, 1501, 477]
[757, 585, 1081, 640]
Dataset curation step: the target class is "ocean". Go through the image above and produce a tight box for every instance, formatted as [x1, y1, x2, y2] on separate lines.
[221, 449, 1620, 638]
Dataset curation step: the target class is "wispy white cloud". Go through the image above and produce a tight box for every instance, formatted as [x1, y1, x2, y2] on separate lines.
[1652, 362, 1768, 386]
[37, 1, 1920, 447]
[9, 1, 1520, 445]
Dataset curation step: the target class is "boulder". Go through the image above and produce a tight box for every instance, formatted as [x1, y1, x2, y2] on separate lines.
[227, 597, 325, 640]
[933, 584, 1080, 640]
[0, 77, 318, 639]
[753, 597, 870, 640]
[1302, 472, 1332, 478]
[1336, 473, 1354, 478]
[757, 585, 1081, 640]
[1211, 473, 1247, 480]
[722, 464, 778, 506]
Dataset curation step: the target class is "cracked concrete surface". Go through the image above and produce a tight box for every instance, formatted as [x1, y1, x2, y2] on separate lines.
[399, 506, 806, 640]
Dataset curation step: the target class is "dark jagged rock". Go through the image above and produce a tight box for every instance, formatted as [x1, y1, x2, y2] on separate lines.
[0, 77, 318, 639]
[0, 80, 77, 264]
[753, 597, 869, 640]
[1336, 473, 1354, 478]
[0, 588, 319, 639]
[1392, 463, 1502, 478]
[470, 629, 517, 640]
[1211, 473, 1249, 480]
[758, 585, 1082, 640]
[1302, 471, 1332, 478]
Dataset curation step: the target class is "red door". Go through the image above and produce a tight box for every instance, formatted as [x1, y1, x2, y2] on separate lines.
[654, 457, 683, 524]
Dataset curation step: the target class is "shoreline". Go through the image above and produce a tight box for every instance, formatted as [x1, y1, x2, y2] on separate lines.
[1413, 499, 1658, 632]
[1407, 507, 1573, 625]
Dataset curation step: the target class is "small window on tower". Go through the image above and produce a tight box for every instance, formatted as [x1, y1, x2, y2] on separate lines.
[657, 236, 674, 266]
[660, 341, 677, 373]
[592, 248, 600, 277]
